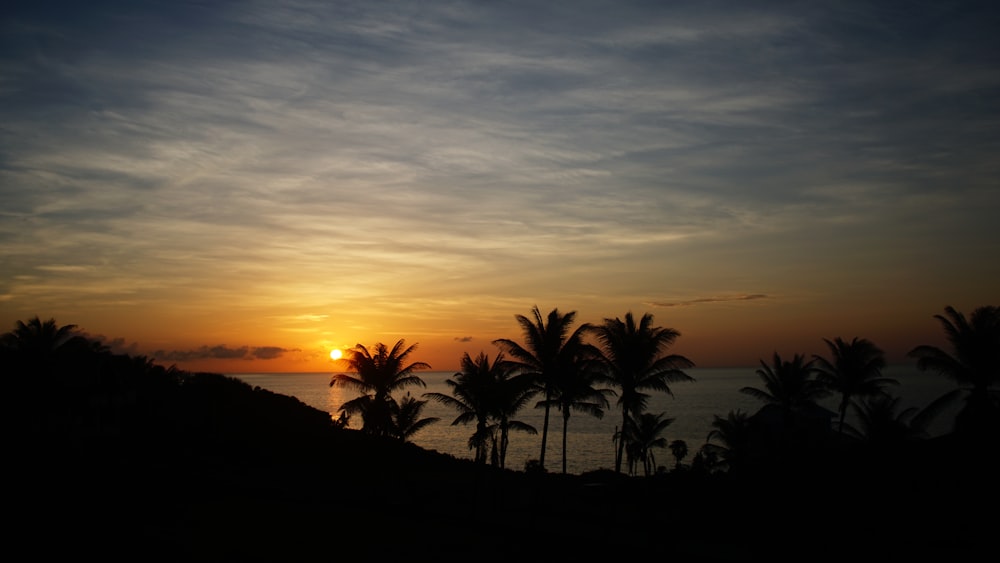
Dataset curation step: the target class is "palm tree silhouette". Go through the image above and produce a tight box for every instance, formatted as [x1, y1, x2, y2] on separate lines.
[907, 305, 1000, 437]
[843, 394, 931, 446]
[623, 411, 674, 476]
[330, 340, 430, 438]
[702, 409, 753, 473]
[1, 316, 82, 356]
[424, 351, 537, 467]
[392, 392, 439, 442]
[812, 337, 896, 434]
[493, 306, 590, 472]
[538, 350, 611, 474]
[669, 439, 688, 471]
[589, 311, 694, 474]
[741, 352, 830, 459]
[741, 352, 829, 420]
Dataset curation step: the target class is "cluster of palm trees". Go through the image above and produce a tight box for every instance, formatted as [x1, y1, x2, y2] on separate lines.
[331, 307, 696, 475]
[701, 305, 999, 473]
[331, 304, 999, 476]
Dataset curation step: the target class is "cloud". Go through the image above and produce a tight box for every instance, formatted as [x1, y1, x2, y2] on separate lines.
[647, 294, 770, 308]
[454, 336, 474, 342]
[153, 344, 294, 362]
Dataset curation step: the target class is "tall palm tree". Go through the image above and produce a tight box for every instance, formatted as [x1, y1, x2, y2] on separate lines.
[493, 306, 590, 472]
[538, 351, 612, 474]
[424, 351, 497, 463]
[702, 409, 753, 473]
[589, 311, 694, 474]
[391, 392, 439, 442]
[908, 305, 1000, 436]
[330, 339, 430, 438]
[741, 352, 829, 420]
[487, 359, 539, 469]
[813, 337, 896, 434]
[425, 351, 537, 468]
[1, 316, 82, 357]
[741, 352, 831, 461]
[623, 411, 674, 476]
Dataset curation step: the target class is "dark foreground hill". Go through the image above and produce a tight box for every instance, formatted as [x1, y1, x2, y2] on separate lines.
[8, 370, 996, 562]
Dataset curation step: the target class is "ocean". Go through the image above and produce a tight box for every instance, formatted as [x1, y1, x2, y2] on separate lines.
[231, 365, 957, 475]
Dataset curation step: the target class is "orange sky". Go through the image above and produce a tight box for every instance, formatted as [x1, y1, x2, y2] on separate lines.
[2, 2, 996, 375]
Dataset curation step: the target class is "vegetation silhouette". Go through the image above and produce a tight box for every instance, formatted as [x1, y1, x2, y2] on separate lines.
[588, 311, 694, 473]
[812, 336, 896, 434]
[424, 351, 537, 468]
[908, 305, 1000, 438]
[329, 339, 432, 439]
[622, 411, 674, 476]
[3, 304, 998, 561]
[492, 306, 591, 472]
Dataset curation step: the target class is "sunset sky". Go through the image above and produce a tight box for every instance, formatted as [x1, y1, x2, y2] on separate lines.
[2, 1, 997, 373]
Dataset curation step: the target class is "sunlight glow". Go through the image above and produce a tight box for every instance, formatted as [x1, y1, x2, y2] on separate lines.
[329, 348, 343, 360]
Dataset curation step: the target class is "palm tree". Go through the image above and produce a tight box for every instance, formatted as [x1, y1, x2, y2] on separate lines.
[487, 360, 539, 469]
[493, 306, 591, 472]
[813, 337, 896, 434]
[589, 311, 694, 474]
[843, 394, 930, 446]
[908, 305, 1000, 437]
[669, 439, 688, 471]
[702, 409, 753, 473]
[623, 411, 674, 476]
[424, 351, 497, 463]
[1, 316, 80, 355]
[538, 351, 612, 474]
[741, 352, 831, 459]
[391, 392, 439, 442]
[330, 340, 430, 438]
[741, 352, 829, 420]
[425, 351, 537, 468]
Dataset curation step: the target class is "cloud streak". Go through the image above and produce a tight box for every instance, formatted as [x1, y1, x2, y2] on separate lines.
[153, 345, 297, 362]
[647, 294, 771, 308]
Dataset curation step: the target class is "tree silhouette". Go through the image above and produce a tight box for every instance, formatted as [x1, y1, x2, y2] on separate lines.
[493, 306, 590, 472]
[623, 411, 674, 476]
[741, 352, 831, 461]
[538, 349, 611, 474]
[741, 352, 829, 420]
[813, 337, 896, 434]
[589, 311, 694, 474]
[843, 394, 931, 446]
[702, 409, 753, 473]
[424, 351, 536, 467]
[330, 340, 430, 438]
[391, 392, 439, 442]
[1, 316, 81, 355]
[908, 305, 1000, 437]
[669, 439, 688, 471]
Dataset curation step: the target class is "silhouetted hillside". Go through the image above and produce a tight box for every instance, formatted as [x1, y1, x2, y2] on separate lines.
[4, 325, 996, 562]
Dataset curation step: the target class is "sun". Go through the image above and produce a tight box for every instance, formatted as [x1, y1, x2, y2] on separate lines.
[329, 348, 343, 360]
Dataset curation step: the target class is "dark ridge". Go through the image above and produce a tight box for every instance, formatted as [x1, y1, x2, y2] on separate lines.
[4, 317, 997, 562]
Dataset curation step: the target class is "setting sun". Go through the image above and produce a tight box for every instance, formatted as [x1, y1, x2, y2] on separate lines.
[329, 349, 343, 360]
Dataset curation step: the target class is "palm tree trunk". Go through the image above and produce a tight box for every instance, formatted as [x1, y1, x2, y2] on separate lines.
[499, 424, 509, 469]
[616, 408, 628, 473]
[562, 410, 569, 474]
[539, 386, 551, 470]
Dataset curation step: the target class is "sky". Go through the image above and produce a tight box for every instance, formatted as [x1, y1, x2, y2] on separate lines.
[2, 0, 998, 373]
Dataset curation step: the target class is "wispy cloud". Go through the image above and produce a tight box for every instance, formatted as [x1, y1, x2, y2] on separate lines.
[153, 345, 297, 362]
[647, 294, 771, 308]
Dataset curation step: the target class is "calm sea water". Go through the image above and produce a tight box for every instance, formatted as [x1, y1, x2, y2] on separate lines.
[231, 365, 956, 475]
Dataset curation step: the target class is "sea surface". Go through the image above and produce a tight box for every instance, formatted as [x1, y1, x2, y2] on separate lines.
[231, 365, 957, 475]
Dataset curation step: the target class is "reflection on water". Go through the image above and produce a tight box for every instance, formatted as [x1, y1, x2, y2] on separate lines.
[233, 365, 956, 475]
